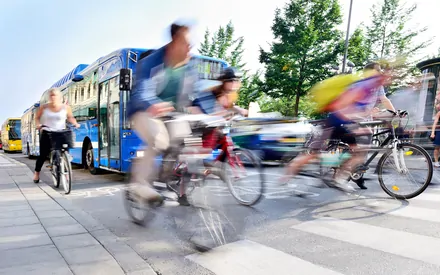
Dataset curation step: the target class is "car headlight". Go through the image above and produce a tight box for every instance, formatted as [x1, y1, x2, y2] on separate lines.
[136, 150, 144, 158]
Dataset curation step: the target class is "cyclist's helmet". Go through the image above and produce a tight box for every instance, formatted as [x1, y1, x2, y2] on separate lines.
[218, 67, 243, 81]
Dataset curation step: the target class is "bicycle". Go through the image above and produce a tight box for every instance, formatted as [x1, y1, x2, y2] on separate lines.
[199, 115, 265, 206]
[41, 125, 74, 195]
[124, 113, 246, 251]
[320, 109, 433, 199]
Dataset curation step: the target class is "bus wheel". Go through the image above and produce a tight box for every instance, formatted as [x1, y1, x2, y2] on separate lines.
[85, 143, 98, 175]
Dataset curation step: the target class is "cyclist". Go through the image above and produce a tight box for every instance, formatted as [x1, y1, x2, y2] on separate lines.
[192, 67, 247, 152]
[192, 67, 247, 117]
[33, 88, 80, 183]
[126, 22, 201, 206]
[281, 68, 393, 192]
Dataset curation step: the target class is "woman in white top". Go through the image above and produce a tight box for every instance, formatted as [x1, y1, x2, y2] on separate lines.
[33, 88, 80, 183]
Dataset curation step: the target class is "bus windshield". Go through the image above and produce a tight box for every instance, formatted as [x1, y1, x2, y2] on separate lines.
[8, 120, 21, 140]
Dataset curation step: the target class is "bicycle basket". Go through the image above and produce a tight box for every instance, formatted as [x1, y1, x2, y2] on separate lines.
[49, 130, 74, 150]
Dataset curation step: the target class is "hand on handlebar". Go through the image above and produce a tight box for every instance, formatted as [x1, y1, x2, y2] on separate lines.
[146, 102, 175, 117]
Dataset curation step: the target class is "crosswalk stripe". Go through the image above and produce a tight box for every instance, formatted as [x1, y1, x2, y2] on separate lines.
[411, 192, 440, 202]
[186, 240, 344, 275]
[354, 200, 440, 223]
[292, 217, 440, 266]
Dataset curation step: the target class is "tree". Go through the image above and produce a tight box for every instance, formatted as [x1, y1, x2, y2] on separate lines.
[259, 0, 344, 117]
[346, 26, 370, 71]
[363, 0, 431, 91]
[198, 21, 246, 70]
[198, 21, 258, 109]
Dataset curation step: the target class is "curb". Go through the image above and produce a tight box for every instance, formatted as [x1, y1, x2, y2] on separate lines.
[6, 155, 157, 275]
[38, 183, 157, 275]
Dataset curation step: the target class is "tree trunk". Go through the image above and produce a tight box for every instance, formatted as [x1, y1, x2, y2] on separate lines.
[294, 86, 301, 117]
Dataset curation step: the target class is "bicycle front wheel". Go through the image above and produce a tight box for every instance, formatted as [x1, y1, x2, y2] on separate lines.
[226, 149, 265, 206]
[378, 143, 433, 199]
[60, 152, 72, 194]
[50, 151, 60, 188]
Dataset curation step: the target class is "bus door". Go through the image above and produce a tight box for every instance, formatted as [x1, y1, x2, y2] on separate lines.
[98, 78, 121, 170]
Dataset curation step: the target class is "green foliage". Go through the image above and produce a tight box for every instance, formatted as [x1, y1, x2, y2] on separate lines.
[346, 26, 370, 71]
[198, 21, 261, 109]
[259, 0, 344, 117]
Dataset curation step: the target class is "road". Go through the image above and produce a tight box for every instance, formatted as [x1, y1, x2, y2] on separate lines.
[10, 153, 440, 275]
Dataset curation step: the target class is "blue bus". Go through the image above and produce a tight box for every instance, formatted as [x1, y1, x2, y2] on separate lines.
[21, 102, 41, 157]
[40, 48, 228, 174]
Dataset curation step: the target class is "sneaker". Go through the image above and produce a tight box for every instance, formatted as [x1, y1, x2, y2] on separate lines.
[177, 194, 190, 206]
[434, 162, 440, 168]
[333, 177, 356, 193]
[132, 183, 162, 202]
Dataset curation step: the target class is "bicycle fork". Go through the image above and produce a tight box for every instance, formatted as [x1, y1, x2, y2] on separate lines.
[392, 140, 408, 174]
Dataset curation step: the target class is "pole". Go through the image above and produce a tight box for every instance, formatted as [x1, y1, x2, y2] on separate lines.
[342, 0, 353, 74]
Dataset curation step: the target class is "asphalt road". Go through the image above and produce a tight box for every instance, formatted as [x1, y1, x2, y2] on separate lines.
[10, 152, 440, 275]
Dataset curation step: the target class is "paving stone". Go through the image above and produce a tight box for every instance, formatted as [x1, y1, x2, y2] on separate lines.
[0, 261, 72, 275]
[59, 245, 116, 265]
[69, 259, 124, 275]
[0, 209, 35, 219]
[68, 210, 105, 231]
[0, 233, 52, 251]
[46, 223, 87, 237]
[0, 224, 45, 237]
[52, 233, 100, 250]
[39, 216, 78, 228]
[0, 244, 63, 268]
[35, 210, 69, 219]
[0, 216, 39, 228]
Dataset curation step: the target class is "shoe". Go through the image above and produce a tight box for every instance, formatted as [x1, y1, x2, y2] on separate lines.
[177, 194, 190, 206]
[434, 162, 440, 168]
[355, 179, 367, 190]
[333, 177, 356, 193]
[33, 179, 39, 183]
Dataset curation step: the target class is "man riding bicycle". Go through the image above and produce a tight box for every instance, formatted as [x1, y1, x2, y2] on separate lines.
[127, 22, 201, 206]
[282, 68, 393, 192]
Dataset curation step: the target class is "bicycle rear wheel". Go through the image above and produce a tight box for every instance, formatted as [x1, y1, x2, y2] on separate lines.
[378, 143, 433, 199]
[61, 152, 72, 194]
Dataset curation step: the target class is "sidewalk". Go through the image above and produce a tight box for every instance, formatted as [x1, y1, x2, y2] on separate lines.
[0, 153, 156, 275]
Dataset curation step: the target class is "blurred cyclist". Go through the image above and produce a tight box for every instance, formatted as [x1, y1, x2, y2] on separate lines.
[192, 67, 247, 149]
[192, 67, 247, 117]
[282, 68, 392, 192]
[127, 22, 200, 206]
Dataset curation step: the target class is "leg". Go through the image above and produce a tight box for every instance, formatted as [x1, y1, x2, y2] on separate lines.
[34, 131, 51, 182]
[434, 147, 440, 167]
[130, 112, 170, 201]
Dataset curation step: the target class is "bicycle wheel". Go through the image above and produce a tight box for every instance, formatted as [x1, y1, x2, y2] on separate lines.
[50, 151, 60, 188]
[377, 143, 433, 199]
[173, 177, 240, 252]
[226, 149, 265, 206]
[61, 152, 72, 194]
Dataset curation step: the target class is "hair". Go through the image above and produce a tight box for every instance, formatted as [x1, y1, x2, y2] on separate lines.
[364, 62, 380, 71]
[170, 23, 189, 39]
[48, 88, 60, 95]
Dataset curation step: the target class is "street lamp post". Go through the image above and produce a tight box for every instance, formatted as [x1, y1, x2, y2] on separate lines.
[342, 0, 354, 74]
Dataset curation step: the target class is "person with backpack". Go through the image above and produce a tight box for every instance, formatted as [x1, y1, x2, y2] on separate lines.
[281, 68, 393, 193]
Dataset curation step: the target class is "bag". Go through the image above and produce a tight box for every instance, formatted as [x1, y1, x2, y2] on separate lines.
[310, 73, 362, 112]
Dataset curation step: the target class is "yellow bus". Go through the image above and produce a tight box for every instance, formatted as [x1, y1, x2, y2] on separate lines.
[1, 118, 22, 153]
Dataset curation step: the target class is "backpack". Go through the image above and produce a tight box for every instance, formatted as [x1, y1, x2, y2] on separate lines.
[310, 73, 362, 112]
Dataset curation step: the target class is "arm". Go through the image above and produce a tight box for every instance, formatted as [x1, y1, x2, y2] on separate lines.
[431, 112, 440, 137]
[379, 95, 395, 112]
[66, 106, 80, 127]
[232, 106, 249, 117]
[35, 105, 44, 128]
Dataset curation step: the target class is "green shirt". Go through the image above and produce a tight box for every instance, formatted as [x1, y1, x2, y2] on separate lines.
[158, 66, 186, 105]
